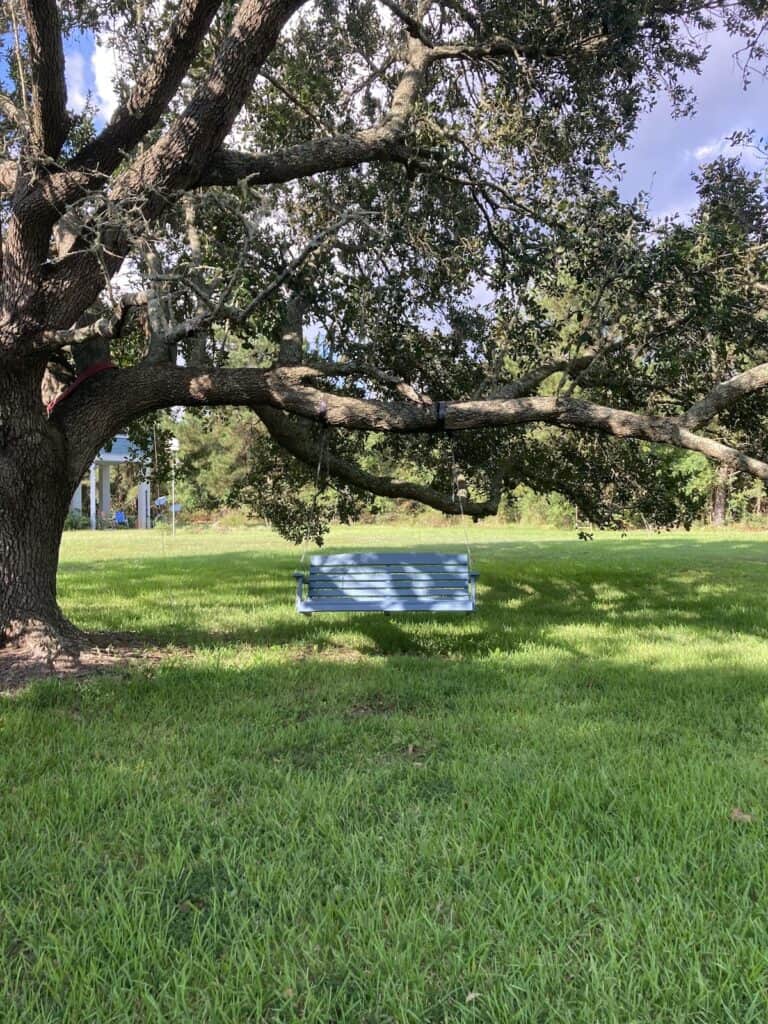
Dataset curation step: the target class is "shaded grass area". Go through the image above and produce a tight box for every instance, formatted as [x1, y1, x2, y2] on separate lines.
[2, 525, 768, 1022]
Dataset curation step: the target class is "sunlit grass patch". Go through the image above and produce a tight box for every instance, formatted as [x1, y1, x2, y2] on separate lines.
[3, 524, 768, 1022]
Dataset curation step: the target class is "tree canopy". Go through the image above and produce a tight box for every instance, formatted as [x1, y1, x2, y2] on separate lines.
[2, 0, 768, 649]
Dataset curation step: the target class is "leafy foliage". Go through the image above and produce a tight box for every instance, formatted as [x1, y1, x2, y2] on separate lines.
[9, 1, 768, 542]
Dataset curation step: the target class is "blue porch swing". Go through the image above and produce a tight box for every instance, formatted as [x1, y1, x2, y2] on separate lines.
[294, 551, 478, 614]
[292, 424, 478, 615]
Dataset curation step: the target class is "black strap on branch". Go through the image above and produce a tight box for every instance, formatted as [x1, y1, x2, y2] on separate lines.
[434, 400, 447, 432]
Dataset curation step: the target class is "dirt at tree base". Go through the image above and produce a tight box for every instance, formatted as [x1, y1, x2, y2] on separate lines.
[0, 633, 170, 695]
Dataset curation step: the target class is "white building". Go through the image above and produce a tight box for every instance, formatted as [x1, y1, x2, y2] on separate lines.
[69, 435, 152, 529]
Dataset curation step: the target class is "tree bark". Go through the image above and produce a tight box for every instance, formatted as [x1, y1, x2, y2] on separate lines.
[711, 463, 731, 527]
[0, 360, 82, 656]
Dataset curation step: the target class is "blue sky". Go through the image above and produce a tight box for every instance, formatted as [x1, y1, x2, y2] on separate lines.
[616, 26, 767, 217]
[61, 25, 766, 221]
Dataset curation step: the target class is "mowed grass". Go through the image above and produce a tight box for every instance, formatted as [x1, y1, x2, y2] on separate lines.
[3, 524, 768, 1023]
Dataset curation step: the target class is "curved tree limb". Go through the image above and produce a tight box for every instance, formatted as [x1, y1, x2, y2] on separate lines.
[257, 406, 496, 517]
[72, 0, 223, 174]
[680, 361, 768, 429]
[200, 133, 406, 187]
[194, 24, 608, 192]
[55, 363, 768, 491]
[199, 39, 430, 187]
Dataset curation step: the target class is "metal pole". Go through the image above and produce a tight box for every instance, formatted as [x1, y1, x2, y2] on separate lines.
[171, 456, 176, 538]
[89, 463, 97, 529]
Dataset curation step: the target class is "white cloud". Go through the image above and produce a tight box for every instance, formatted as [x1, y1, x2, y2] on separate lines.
[618, 24, 768, 216]
[65, 50, 88, 113]
[92, 38, 119, 120]
[692, 138, 726, 161]
[689, 132, 764, 170]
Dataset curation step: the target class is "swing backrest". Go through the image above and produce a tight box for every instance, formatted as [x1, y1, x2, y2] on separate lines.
[296, 552, 477, 613]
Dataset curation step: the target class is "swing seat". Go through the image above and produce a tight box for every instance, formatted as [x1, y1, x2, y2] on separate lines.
[294, 552, 478, 614]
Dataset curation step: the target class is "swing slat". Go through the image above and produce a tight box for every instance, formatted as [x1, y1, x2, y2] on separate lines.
[310, 552, 469, 566]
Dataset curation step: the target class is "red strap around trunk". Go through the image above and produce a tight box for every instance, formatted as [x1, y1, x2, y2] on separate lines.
[46, 362, 117, 417]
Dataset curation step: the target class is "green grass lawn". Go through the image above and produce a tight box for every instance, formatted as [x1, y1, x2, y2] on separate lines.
[3, 523, 768, 1023]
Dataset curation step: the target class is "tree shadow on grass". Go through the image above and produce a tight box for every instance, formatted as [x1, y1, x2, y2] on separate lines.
[58, 537, 768, 661]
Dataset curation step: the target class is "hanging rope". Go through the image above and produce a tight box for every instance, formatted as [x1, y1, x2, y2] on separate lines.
[296, 408, 472, 568]
[447, 432, 472, 567]
[301, 423, 329, 565]
[434, 402, 473, 566]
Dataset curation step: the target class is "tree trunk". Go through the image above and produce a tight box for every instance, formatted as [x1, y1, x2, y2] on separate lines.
[0, 361, 83, 657]
[711, 463, 730, 527]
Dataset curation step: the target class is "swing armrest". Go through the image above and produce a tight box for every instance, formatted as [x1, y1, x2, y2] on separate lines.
[469, 571, 479, 600]
[293, 572, 307, 601]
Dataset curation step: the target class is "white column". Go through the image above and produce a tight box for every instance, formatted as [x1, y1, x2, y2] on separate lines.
[69, 483, 82, 516]
[137, 479, 151, 529]
[98, 463, 111, 522]
[89, 464, 97, 529]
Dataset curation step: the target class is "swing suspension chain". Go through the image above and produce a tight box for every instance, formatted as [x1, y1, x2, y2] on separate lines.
[301, 421, 471, 567]
[448, 432, 472, 567]
[301, 423, 329, 564]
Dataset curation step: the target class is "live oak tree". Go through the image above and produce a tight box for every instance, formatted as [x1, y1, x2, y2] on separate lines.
[2, 0, 768, 656]
[503, 156, 768, 529]
[653, 156, 768, 525]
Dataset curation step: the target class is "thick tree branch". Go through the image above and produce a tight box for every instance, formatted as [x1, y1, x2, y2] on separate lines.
[258, 406, 496, 517]
[680, 361, 768, 429]
[72, 0, 223, 174]
[264, 373, 768, 483]
[56, 363, 768, 489]
[199, 137, 394, 186]
[199, 38, 430, 186]
[19, 0, 68, 157]
[427, 33, 609, 64]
